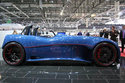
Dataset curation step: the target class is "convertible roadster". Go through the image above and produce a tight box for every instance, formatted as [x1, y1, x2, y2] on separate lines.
[2, 25, 120, 66]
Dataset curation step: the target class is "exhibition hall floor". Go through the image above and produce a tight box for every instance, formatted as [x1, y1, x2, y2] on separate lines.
[0, 49, 125, 83]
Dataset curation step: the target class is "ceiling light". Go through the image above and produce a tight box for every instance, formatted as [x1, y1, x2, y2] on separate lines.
[118, 12, 123, 16]
[91, 14, 96, 17]
[51, 0, 54, 3]
[60, 12, 63, 16]
[106, 12, 109, 15]
[60, 10, 63, 16]
[6, 7, 9, 8]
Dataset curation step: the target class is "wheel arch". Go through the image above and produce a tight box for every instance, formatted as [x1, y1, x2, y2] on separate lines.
[2, 41, 26, 66]
[2, 41, 26, 56]
[3, 41, 23, 48]
[92, 41, 120, 62]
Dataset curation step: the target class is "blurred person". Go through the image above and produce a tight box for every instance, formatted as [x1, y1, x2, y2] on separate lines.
[77, 31, 82, 36]
[120, 25, 125, 53]
[12, 30, 18, 34]
[86, 31, 90, 36]
[83, 32, 86, 36]
[103, 28, 109, 38]
[99, 29, 104, 37]
[110, 26, 119, 42]
[37, 28, 41, 36]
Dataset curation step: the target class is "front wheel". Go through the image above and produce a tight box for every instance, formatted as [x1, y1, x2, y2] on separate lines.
[2, 42, 25, 66]
[93, 43, 117, 66]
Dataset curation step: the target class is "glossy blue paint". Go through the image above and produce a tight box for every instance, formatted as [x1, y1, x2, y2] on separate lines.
[2, 34, 120, 63]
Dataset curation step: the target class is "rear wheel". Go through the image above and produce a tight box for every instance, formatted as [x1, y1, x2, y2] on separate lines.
[93, 43, 117, 66]
[2, 42, 25, 66]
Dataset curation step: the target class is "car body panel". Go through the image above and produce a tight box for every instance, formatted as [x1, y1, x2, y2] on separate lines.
[2, 34, 120, 63]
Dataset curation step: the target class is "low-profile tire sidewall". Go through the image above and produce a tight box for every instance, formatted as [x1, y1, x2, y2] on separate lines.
[2, 42, 25, 66]
[93, 43, 117, 66]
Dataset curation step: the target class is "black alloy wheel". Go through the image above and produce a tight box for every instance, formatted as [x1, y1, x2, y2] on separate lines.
[3, 42, 25, 66]
[93, 43, 117, 66]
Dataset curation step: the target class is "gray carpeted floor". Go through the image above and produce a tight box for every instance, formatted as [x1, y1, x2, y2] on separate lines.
[0, 48, 3, 61]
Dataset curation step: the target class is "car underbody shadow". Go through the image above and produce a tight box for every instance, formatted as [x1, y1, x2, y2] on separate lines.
[24, 60, 93, 66]
[23, 60, 118, 67]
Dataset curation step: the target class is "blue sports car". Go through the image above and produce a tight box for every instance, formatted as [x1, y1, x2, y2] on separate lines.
[2, 25, 120, 66]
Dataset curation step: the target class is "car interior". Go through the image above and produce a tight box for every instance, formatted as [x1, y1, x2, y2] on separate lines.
[21, 25, 55, 38]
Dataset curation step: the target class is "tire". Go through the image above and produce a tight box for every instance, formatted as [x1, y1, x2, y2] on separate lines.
[93, 42, 117, 66]
[2, 42, 25, 66]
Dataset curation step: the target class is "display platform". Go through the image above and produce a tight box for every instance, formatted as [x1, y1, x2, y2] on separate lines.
[120, 57, 125, 81]
[120, 48, 125, 57]
[0, 47, 125, 83]
[0, 60, 124, 83]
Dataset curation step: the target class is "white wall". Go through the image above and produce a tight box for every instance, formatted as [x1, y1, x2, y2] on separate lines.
[0, 30, 21, 48]
[0, 23, 25, 30]
[0, 31, 13, 61]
